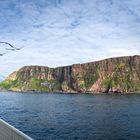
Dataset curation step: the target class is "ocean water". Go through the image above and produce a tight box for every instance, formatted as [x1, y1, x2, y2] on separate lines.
[0, 92, 140, 140]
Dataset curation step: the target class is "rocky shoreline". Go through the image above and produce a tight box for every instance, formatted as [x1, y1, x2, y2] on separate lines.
[1, 90, 140, 95]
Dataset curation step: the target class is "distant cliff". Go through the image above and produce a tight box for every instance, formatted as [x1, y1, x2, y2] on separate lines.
[0, 55, 140, 93]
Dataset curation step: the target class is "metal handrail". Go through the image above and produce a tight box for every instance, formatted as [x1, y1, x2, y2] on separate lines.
[0, 119, 33, 140]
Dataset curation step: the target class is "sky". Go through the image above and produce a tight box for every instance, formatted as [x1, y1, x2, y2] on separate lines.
[0, 0, 140, 76]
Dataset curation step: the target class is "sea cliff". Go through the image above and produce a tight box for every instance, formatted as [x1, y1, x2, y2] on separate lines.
[0, 55, 140, 93]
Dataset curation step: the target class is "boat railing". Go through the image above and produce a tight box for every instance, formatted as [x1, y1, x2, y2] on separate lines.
[0, 119, 33, 140]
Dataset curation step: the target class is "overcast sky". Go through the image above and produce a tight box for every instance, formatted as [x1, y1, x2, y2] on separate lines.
[0, 0, 140, 76]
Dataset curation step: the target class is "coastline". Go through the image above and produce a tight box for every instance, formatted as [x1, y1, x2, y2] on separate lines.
[1, 90, 140, 95]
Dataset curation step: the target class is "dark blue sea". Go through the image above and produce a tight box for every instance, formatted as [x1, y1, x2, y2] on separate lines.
[0, 92, 140, 140]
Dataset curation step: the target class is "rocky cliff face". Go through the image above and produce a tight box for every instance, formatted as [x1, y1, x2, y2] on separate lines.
[1, 55, 140, 93]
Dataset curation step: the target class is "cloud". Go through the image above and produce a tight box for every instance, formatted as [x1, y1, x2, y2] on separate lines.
[0, 0, 140, 76]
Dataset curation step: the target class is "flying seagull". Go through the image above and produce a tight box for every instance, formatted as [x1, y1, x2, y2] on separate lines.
[0, 41, 24, 56]
[0, 41, 24, 50]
